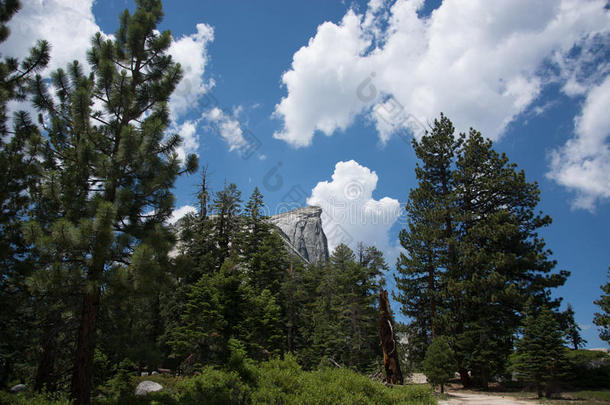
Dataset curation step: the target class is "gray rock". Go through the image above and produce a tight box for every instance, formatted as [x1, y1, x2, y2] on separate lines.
[267, 206, 329, 263]
[151, 371, 159, 375]
[135, 380, 163, 396]
[10, 384, 25, 393]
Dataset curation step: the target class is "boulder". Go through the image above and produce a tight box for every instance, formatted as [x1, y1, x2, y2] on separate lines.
[135, 380, 163, 396]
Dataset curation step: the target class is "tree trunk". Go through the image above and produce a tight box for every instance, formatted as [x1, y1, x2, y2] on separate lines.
[428, 264, 436, 339]
[480, 370, 489, 391]
[458, 367, 471, 388]
[70, 286, 101, 405]
[441, 383, 445, 393]
[0, 357, 11, 388]
[545, 380, 555, 398]
[34, 321, 58, 392]
[378, 289, 403, 385]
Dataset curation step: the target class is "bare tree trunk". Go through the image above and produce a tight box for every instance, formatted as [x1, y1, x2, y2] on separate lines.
[459, 368, 472, 388]
[70, 286, 101, 405]
[34, 321, 58, 392]
[379, 289, 403, 385]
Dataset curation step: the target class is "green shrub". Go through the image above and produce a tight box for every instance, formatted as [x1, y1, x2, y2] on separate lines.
[12, 356, 436, 405]
[0, 390, 72, 405]
[565, 350, 610, 389]
[177, 367, 250, 405]
[250, 355, 302, 404]
[569, 390, 610, 401]
[251, 356, 436, 405]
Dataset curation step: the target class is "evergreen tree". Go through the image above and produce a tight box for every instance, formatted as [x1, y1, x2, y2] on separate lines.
[422, 336, 455, 393]
[176, 166, 216, 281]
[212, 182, 242, 268]
[560, 303, 586, 350]
[248, 230, 288, 297]
[453, 129, 567, 387]
[0, 0, 50, 388]
[394, 114, 459, 368]
[593, 268, 610, 344]
[395, 114, 568, 387]
[25, 1, 197, 402]
[169, 265, 229, 369]
[511, 307, 569, 398]
[310, 244, 385, 370]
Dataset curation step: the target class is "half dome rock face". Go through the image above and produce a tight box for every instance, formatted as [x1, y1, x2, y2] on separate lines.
[267, 206, 329, 264]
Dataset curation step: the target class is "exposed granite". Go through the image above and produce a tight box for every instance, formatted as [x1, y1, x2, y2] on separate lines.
[266, 206, 329, 264]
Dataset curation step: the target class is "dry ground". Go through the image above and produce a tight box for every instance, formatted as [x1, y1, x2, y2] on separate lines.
[438, 391, 536, 405]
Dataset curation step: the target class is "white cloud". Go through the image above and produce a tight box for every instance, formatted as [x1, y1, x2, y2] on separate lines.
[201, 107, 248, 152]
[548, 74, 610, 211]
[174, 120, 199, 163]
[3, 2, 214, 123]
[168, 23, 215, 121]
[3, 0, 101, 74]
[307, 160, 401, 255]
[273, 0, 610, 147]
[169, 205, 197, 225]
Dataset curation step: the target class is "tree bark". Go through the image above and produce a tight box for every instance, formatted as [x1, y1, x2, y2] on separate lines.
[34, 321, 58, 392]
[379, 289, 403, 385]
[70, 286, 101, 405]
[458, 367, 472, 388]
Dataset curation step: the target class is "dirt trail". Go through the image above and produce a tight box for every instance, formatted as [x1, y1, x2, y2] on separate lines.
[438, 391, 535, 405]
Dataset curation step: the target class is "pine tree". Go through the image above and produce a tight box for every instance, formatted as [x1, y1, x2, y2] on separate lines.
[394, 114, 459, 368]
[511, 307, 569, 398]
[452, 129, 567, 387]
[593, 268, 610, 344]
[25, 1, 197, 402]
[0, 0, 50, 388]
[310, 244, 385, 370]
[560, 303, 586, 350]
[169, 267, 229, 369]
[395, 114, 568, 388]
[212, 182, 242, 268]
[422, 336, 455, 393]
[176, 166, 217, 281]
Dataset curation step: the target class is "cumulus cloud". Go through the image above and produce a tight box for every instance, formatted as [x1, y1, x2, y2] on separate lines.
[548, 74, 610, 211]
[201, 107, 248, 153]
[307, 160, 401, 254]
[273, 0, 610, 147]
[169, 205, 198, 225]
[168, 23, 215, 121]
[3, 0, 101, 74]
[4, 1, 213, 123]
[174, 120, 199, 163]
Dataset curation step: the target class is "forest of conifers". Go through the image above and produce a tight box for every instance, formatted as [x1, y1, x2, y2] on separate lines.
[1, 1, 609, 405]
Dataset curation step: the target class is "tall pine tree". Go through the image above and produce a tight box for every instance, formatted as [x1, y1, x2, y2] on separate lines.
[0, 0, 50, 388]
[396, 114, 568, 387]
[25, 1, 197, 402]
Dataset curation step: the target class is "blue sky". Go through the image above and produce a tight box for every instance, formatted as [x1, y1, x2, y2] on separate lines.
[4, 0, 609, 347]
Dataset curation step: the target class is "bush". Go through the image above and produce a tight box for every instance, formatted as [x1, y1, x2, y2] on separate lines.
[251, 355, 436, 405]
[564, 350, 610, 389]
[0, 390, 72, 405]
[35, 356, 436, 405]
[177, 367, 250, 405]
